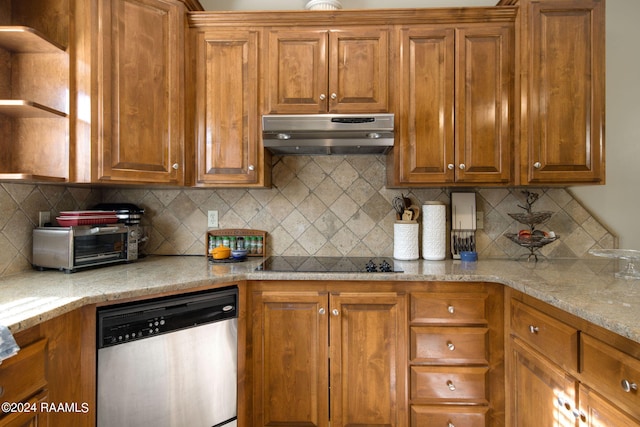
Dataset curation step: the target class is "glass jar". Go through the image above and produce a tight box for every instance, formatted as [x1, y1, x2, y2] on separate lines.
[256, 236, 263, 255]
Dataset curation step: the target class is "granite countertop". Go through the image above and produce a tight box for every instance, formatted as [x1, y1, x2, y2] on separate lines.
[0, 255, 638, 345]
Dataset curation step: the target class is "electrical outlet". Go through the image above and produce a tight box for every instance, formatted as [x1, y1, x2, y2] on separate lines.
[207, 210, 219, 228]
[39, 211, 51, 227]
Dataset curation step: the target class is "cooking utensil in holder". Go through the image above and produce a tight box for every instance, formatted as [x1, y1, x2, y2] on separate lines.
[451, 193, 477, 259]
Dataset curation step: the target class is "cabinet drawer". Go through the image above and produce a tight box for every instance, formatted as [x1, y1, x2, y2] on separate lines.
[581, 334, 640, 420]
[0, 339, 47, 404]
[410, 366, 488, 404]
[411, 293, 487, 324]
[411, 326, 488, 364]
[411, 405, 487, 427]
[510, 299, 578, 371]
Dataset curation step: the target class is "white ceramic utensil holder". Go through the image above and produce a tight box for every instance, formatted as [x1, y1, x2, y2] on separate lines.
[422, 201, 447, 260]
[394, 221, 419, 260]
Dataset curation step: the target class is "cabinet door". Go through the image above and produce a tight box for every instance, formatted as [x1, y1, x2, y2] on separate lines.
[510, 338, 579, 427]
[0, 391, 48, 427]
[396, 26, 456, 184]
[265, 29, 328, 114]
[521, 0, 604, 184]
[329, 28, 389, 113]
[194, 29, 261, 186]
[578, 384, 640, 427]
[265, 27, 389, 114]
[251, 291, 329, 427]
[330, 292, 406, 427]
[456, 25, 512, 184]
[97, 0, 184, 184]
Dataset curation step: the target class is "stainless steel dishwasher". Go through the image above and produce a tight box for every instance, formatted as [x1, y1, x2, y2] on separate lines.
[97, 286, 238, 427]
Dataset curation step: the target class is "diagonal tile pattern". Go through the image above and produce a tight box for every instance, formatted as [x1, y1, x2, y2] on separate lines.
[0, 155, 616, 277]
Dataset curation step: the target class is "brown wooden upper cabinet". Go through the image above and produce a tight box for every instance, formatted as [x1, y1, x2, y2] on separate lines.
[189, 27, 270, 187]
[90, 0, 185, 185]
[389, 22, 514, 186]
[515, 0, 605, 184]
[264, 27, 390, 114]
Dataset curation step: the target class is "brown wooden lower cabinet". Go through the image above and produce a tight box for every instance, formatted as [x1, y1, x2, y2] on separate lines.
[248, 281, 504, 427]
[249, 283, 407, 427]
[507, 290, 640, 426]
[0, 308, 94, 427]
[411, 405, 488, 427]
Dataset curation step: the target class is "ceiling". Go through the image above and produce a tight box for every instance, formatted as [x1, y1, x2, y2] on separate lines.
[198, 0, 498, 11]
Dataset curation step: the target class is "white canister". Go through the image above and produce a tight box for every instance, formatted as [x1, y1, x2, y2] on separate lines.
[422, 201, 447, 260]
[393, 221, 419, 260]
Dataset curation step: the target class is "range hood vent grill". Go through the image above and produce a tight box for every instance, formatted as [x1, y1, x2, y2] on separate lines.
[262, 113, 394, 155]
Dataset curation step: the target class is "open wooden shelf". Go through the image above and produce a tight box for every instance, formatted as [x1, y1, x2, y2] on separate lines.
[0, 26, 66, 53]
[0, 100, 67, 118]
[0, 173, 66, 182]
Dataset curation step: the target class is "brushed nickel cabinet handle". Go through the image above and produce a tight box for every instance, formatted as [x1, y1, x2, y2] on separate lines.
[332, 309, 339, 316]
[446, 380, 456, 391]
[447, 305, 455, 314]
[319, 308, 325, 315]
[172, 163, 179, 170]
[447, 341, 455, 351]
[534, 161, 542, 169]
[621, 379, 638, 393]
[319, 94, 326, 101]
[529, 325, 540, 334]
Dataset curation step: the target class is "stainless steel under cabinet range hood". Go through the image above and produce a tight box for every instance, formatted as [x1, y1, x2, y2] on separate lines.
[262, 113, 394, 155]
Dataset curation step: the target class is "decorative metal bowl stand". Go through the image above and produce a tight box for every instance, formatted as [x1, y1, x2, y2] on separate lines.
[504, 191, 559, 262]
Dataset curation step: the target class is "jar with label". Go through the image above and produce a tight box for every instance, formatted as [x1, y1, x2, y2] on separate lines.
[222, 236, 230, 248]
[237, 237, 245, 250]
[256, 236, 263, 255]
[248, 237, 257, 254]
[230, 237, 236, 250]
[215, 236, 222, 247]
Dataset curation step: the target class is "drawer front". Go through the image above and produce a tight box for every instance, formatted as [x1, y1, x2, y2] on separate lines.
[581, 334, 640, 420]
[510, 299, 578, 370]
[411, 293, 487, 324]
[0, 339, 47, 404]
[411, 366, 488, 404]
[411, 326, 488, 364]
[411, 405, 487, 427]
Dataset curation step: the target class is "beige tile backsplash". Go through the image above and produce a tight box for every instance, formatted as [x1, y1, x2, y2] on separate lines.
[0, 155, 616, 277]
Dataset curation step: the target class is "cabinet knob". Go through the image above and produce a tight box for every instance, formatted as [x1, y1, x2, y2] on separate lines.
[248, 165, 255, 171]
[447, 305, 455, 314]
[447, 164, 455, 170]
[446, 380, 456, 391]
[447, 423, 455, 427]
[529, 325, 540, 334]
[332, 309, 339, 316]
[534, 161, 542, 169]
[319, 308, 326, 315]
[330, 93, 337, 100]
[172, 163, 179, 170]
[447, 341, 455, 351]
[459, 163, 466, 170]
[621, 379, 638, 393]
[319, 94, 326, 101]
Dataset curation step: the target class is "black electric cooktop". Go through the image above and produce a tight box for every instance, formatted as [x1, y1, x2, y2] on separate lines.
[256, 256, 403, 273]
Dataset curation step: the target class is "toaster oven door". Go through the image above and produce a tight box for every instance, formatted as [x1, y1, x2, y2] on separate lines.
[73, 228, 128, 268]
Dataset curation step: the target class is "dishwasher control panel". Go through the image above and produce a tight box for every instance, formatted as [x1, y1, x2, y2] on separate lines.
[97, 286, 238, 348]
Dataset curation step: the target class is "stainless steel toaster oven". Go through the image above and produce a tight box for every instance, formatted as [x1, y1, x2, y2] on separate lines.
[32, 224, 140, 273]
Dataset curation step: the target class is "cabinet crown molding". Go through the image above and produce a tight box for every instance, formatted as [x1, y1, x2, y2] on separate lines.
[188, 7, 518, 27]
